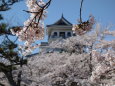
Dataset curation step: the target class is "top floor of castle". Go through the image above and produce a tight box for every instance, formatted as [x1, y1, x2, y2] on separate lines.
[46, 14, 73, 43]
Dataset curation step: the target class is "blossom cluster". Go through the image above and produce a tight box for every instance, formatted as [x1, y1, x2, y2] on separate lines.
[104, 29, 115, 36]
[10, 0, 47, 55]
[21, 26, 115, 85]
[91, 49, 115, 82]
[72, 15, 95, 35]
[90, 27, 115, 83]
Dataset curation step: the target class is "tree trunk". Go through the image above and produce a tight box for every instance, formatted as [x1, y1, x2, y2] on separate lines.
[17, 71, 22, 86]
[0, 83, 5, 86]
[4, 71, 17, 86]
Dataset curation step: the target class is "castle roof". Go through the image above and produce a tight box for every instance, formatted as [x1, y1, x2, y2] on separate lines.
[47, 14, 72, 27]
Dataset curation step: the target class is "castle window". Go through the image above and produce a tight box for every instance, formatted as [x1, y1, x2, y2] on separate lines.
[53, 32, 57, 38]
[67, 32, 71, 37]
[59, 32, 65, 38]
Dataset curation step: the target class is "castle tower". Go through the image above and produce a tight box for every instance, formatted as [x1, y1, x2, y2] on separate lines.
[47, 14, 73, 43]
[40, 15, 73, 51]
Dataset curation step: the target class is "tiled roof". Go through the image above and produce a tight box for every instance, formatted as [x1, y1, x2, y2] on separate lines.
[47, 15, 72, 27]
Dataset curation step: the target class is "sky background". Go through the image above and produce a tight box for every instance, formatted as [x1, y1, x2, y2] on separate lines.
[1, 0, 115, 26]
[46, 0, 115, 26]
[0, 0, 115, 53]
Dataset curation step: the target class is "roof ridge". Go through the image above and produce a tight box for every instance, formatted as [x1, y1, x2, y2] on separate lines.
[47, 15, 72, 26]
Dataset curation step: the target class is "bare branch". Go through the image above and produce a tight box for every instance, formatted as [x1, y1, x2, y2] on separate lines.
[80, 0, 84, 23]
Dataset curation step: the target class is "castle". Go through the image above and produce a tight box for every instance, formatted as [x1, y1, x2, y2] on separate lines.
[40, 15, 73, 51]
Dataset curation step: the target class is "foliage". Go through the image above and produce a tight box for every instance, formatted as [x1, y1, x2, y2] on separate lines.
[0, 36, 27, 86]
[0, 0, 22, 11]
[0, 1, 27, 85]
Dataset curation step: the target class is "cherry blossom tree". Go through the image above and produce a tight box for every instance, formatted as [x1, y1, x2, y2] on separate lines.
[4, 0, 115, 86]
[12, 24, 114, 86]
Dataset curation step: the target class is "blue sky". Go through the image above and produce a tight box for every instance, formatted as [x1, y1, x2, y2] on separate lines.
[1, 0, 115, 26]
[0, 0, 115, 53]
[46, 0, 115, 26]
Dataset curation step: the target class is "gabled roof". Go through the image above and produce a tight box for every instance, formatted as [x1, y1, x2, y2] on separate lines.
[47, 14, 72, 27]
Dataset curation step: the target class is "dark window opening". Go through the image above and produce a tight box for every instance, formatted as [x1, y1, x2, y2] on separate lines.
[59, 32, 65, 38]
[53, 32, 57, 38]
[67, 32, 71, 37]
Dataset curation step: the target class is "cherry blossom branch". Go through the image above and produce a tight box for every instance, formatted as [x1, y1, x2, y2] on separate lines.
[23, 10, 39, 13]
[24, 9, 41, 32]
[9, 0, 52, 56]
[24, 0, 52, 32]
[72, 0, 95, 35]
